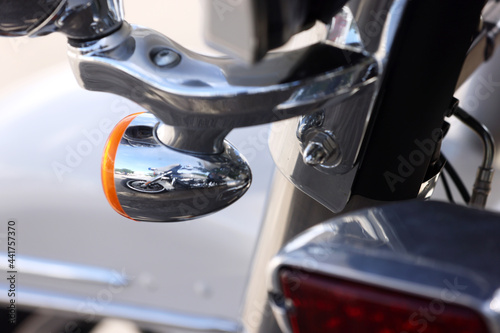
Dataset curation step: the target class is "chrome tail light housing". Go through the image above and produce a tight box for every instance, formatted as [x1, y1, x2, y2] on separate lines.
[268, 201, 500, 333]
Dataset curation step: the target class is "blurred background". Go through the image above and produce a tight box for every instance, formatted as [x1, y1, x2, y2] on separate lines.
[2, 1, 500, 333]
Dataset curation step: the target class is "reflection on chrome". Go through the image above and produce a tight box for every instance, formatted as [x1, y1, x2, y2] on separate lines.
[327, 6, 364, 51]
[103, 113, 252, 222]
[491, 289, 500, 313]
[124, 164, 247, 194]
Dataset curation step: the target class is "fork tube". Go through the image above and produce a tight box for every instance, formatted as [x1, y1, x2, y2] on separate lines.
[351, 0, 486, 201]
[241, 170, 335, 332]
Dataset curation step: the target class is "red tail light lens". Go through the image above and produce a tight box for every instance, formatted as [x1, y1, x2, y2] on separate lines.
[280, 268, 490, 333]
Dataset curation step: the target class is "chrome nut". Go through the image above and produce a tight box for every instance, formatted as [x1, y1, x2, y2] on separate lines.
[303, 131, 341, 167]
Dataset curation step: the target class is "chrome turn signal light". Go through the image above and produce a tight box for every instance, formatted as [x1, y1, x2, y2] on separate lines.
[102, 113, 252, 222]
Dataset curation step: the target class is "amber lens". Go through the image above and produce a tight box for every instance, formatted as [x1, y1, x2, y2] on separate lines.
[101, 113, 143, 220]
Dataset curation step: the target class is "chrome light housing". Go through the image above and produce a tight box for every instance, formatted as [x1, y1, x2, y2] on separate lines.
[102, 113, 252, 222]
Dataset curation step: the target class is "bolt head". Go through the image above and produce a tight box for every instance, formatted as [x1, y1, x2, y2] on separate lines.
[304, 142, 329, 165]
[302, 131, 341, 167]
[152, 49, 181, 68]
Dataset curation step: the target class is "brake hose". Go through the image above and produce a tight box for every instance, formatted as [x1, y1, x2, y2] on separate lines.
[454, 106, 495, 208]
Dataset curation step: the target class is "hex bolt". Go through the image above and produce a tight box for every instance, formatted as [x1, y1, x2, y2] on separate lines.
[304, 142, 329, 165]
[152, 49, 181, 68]
[296, 110, 325, 141]
[303, 131, 341, 167]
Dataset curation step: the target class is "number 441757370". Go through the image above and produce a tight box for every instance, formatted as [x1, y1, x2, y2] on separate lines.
[7, 220, 16, 270]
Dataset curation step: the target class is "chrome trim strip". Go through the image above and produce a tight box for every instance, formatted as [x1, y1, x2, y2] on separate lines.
[0, 254, 128, 286]
[0, 285, 241, 333]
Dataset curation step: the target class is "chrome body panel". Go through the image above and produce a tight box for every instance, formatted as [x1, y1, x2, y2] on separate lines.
[268, 200, 500, 333]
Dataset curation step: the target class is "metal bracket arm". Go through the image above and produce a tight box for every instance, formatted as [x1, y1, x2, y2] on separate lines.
[68, 23, 377, 153]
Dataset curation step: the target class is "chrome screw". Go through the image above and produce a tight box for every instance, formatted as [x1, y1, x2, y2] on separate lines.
[152, 49, 181, 68]
[303, 131, 341, 167]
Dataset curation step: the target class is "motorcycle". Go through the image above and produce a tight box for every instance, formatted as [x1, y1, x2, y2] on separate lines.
[1, 0, 500, 332]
